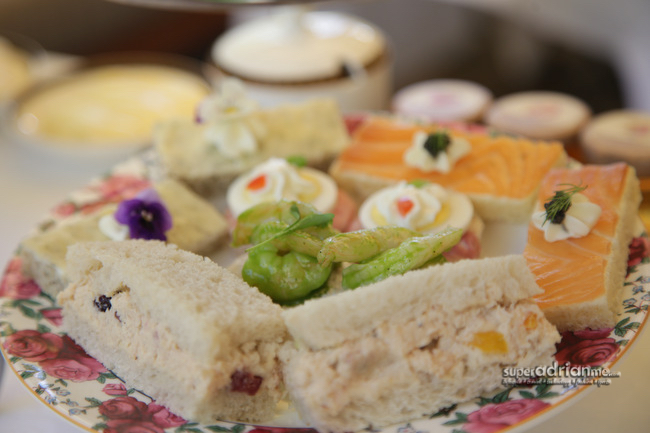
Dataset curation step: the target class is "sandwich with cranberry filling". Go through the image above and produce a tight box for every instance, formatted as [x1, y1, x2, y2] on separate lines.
[57, 240, 288, 423]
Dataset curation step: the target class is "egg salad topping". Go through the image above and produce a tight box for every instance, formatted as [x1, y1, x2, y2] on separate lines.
[532, 187, 602, 242]
[358, 181, 474, 233]
[196, 78, 260, 158]
[227, 158, 338, 217]
[403, 130, 471, 173]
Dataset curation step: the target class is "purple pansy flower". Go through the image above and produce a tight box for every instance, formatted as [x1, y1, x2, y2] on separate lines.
[114, 189, 172, 241]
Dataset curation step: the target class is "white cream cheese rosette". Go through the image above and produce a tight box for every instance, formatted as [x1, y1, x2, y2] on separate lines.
[532, 191, 602, 242]
[403, 130, 471, 173]
[358, 181, 474, 234]
[227, 157, 338, 217]
[196, 78, 260, 158]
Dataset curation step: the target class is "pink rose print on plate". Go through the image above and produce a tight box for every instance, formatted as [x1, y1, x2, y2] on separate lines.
[628, 236, 650, 271]
[99, 396, 186, 433]
[249, 429, 318, 433]
[40, 355, 106, 382]
[3, 330, 64, 362]
[463, 399, 550, 433]
[80, 175, 152, 215]
[100, 396, 149, 421]
[3, 330, 107, 382]
[51, 201, 77, 218]
[39, 335, 107, 381]
[96, 175, 151, 200]
[0, 257, 41, 299]
[146, 403, 186, 429]
[104, 419, 165, 433]
[554, 328, 618, 367]
[40, 308, 63, 326]
[104, 383, 129, 396]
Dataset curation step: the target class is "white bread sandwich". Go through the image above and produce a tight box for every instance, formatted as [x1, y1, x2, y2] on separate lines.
[281, 255, 561, 433]
[57, 240, 288, 423]
[524, 163, 641, 331]
[155, 97, 349, 197]
[20, 178, 228, 297]
[329, 115, 568, 223]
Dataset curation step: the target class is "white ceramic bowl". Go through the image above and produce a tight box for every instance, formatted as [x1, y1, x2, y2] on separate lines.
[209, 9, 394, 112]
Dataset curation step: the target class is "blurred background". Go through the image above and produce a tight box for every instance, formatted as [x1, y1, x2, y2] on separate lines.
[2, 0, 649, 112]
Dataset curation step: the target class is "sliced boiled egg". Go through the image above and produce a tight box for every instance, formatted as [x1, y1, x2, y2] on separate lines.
[227, 157, 338, 217]
[358, 181, 474, 234]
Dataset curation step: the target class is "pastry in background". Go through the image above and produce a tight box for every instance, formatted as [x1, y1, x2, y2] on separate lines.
[484, 91, 591, 141]
[523, 162, 641, 331]
[330, 115, 568, 223]
[155, 79, 350, 197]
[392, 79, 493, 123]
[484, 91, 591, 159]
[20, 178, 228, 297]
[580, 110, 650, 177]
[57, 240, 287, 423]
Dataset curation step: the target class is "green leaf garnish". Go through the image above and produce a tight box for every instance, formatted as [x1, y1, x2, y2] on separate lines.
[286, 155, 307, 167]
[542, 183, 587, 226]
[246, 203, 334, 253]
[423, 132, 451, 157]
[408, 179, 430, 188]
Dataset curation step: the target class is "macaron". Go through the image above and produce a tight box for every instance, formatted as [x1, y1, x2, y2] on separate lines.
[484, 91, 591, 142]
[580, 110, 650, 176]
[392, 79, 493, 123]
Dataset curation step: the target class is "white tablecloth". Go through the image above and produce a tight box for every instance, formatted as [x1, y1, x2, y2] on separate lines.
[1, 124, 649, 432]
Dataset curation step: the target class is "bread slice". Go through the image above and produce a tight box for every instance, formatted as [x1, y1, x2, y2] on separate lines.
[281, 255, 560, 433]
[524, 163, 641, 331]
[329, 115, 568, 223]
[155, 98, 349, 197]
[20, 178, 228, 297]
[57, 240, 287, 423]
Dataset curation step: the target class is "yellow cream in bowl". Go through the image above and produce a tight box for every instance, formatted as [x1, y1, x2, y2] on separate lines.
[15, 65, 210, 146]
[0, 37, 31, 102]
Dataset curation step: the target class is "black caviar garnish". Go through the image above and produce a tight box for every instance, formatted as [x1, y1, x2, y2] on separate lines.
[423, 132, 451, 158]
[542, 184, 587, 226]
[544, 200, 568, 224]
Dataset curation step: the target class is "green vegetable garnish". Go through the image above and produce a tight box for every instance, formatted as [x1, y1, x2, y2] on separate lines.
[542, 184, 587, 226]
[247, 203, 334, 253]
[408, 179, 430, 188]
[423, 132, 451, 158]
[286, 155, 308, 167]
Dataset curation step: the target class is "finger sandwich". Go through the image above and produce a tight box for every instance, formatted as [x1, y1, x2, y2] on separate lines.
[57, 240, 288, 423]
[20, 178, 228, 297]
[155, 98, 350, 197]
[281, 255, 561, 433]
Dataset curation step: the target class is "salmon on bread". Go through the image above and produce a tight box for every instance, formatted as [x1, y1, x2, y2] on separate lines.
[330, 115, 568, 223]
[523, 163, 641, 331]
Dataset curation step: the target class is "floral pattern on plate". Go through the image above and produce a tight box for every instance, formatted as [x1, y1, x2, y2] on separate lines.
[1, 154, 649, 433]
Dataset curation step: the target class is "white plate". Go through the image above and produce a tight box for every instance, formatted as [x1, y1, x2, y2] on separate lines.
[1, 153, 649, 433]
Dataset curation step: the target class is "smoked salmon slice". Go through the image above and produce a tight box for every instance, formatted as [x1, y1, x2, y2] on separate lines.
[523, 163, 641, 331]
[330, 116, 568, 223]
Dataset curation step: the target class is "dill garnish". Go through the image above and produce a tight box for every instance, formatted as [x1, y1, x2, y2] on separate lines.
[423, 132, 451, 157]
[542, 184, 587, 225]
